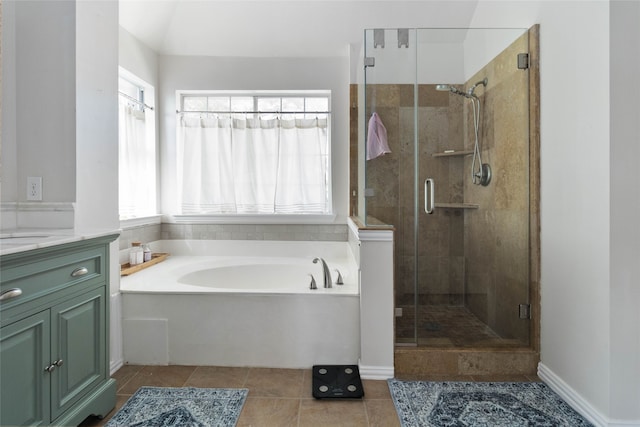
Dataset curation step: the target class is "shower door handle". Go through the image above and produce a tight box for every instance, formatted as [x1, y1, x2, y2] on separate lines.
[424, 178, 435, 214]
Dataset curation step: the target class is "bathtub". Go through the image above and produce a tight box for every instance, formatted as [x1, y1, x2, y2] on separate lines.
[120, 240, 360, 368]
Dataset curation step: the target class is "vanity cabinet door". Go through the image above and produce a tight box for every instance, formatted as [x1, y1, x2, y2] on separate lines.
[50, 288, 106, 421]
[0, 311, 51, 427]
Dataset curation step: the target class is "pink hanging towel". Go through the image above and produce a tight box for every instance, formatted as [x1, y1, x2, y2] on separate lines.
[366, 112, 391, 160]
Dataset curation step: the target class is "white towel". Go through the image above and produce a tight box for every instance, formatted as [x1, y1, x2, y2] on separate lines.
[366, 112, 391, 160]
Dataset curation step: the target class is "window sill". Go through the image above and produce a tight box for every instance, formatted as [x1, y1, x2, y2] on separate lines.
[165, 213, 337, 225]
[120, 215, 163, 229]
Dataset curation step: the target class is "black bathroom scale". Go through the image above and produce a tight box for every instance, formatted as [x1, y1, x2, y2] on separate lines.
[312, 365, 364, 399]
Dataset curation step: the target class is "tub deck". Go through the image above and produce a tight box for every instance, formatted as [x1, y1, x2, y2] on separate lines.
[121, 255, 358, 295]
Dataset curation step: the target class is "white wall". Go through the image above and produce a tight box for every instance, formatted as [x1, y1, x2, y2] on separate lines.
[75, 1, 121, 373]
[158, 55, 350, 222]
[469, 0, 623, 424]
[119, 27, 159, 89]
[1, 0, 119, 231]
[609, 0, 640, 422]
[75, 0, 119, 231]
[1, 0, 18, 205]
[1, 0, 76, 206]
[355, 224, 395, 379]
[19, 0, 76, 204]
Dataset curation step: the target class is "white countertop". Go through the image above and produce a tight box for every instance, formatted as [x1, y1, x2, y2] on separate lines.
[0, 228, 121, 256]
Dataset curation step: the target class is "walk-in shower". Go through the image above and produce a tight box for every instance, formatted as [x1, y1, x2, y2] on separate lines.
[355, 27, 537, 359]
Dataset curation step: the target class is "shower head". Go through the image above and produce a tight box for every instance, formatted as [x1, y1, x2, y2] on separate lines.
[467, 78, 488, 97]
[436, 78, 488, 99]
[435, 84, 467, 97]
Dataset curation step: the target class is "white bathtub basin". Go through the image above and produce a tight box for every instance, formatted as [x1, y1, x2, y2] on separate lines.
[179, 262, 314, 290]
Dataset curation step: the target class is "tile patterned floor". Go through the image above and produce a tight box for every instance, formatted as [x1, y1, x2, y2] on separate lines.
[80, 365, 402, 427]
[396, 305, 526, 347]
[80, 364, 539, 426]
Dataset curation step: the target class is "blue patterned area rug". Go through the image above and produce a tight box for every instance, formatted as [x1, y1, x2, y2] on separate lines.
[388, 379, 593, 427]
[105, 386, 248, 427]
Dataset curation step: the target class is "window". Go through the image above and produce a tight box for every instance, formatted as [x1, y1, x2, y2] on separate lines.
[176, 91, 331, 215]
[118, 69, 157, 219]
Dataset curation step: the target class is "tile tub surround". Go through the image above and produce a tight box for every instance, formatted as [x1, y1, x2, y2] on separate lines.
[119, 222, 348, 251]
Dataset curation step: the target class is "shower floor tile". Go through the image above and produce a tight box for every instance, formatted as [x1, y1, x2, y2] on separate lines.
[396, 304, 523, 347]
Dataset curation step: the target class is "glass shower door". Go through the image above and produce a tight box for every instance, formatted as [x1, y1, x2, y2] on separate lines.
[363, 28, 419, 345]
[415, 28, 531, 348]
[363, 27, 531, 348]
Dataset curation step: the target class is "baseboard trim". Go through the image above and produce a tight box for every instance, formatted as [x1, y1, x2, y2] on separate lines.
[607, 421, 640, 427]
[110, 359, 124, 376]
[538, 362, 610, 427]
[358, 362, 394, 380]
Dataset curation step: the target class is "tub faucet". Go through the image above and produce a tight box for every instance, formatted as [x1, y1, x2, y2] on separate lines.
[313, 257, 332, 288]
[334, 269, 344, 285]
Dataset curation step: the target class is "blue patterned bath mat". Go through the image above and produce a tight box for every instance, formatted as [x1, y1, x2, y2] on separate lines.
[105, 386, 248, 427]
[388, 379, 593, 426]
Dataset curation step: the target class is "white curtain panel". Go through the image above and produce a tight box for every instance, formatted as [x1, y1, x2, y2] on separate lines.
[177, 116, 328, 214]
[178, 116, 236, 213]
[276, 118, 328, 213]
[119, 102, 155, 218]
[232, 118, 280, 213]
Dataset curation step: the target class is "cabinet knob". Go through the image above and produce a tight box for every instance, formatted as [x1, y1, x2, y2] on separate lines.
[71, 267, 89, 277]
[54, 359, 64, 367]
[0, 288, 22, 302]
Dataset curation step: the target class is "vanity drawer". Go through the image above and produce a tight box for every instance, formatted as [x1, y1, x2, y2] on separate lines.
[0, 245, 106, 310]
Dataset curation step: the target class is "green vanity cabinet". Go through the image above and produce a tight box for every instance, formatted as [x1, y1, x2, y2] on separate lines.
[0, 310, 51, 426]
[0, 234, 118, 426]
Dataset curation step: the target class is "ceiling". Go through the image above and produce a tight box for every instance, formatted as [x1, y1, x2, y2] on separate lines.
[119, 0, 479, 57]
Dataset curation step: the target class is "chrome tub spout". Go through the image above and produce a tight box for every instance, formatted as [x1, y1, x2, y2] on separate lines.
[313, 257, 332, 288]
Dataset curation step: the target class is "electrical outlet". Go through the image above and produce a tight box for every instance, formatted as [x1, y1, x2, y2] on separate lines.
[27, 177, 42, 201]
[395, 307, 403, 317]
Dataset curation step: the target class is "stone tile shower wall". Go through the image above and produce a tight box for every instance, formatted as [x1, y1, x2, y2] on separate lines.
[463, 32, 530, 344]
[353, 31, 531, 346]
[416, 86, 466, 309]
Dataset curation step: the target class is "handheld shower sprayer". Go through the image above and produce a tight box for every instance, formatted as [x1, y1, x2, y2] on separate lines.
[467, 78, 488, 97]
[435, 78, 491, 186]
[436, 78, 487, 99]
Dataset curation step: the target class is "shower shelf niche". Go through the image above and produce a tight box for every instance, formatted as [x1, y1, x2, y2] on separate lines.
[435, 203, 479, 209]
[431, 150, 473, 158]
